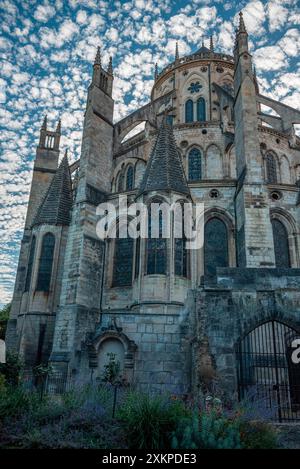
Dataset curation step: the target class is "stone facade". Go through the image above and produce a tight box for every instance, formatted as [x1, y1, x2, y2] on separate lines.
[6, 13, 300, 405]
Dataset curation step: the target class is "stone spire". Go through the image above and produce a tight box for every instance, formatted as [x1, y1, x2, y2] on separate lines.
[56, 118, 61, 134]
[107, 56, 113, 75]
[210, 35, 214, 52]
[32, 152, 73, 227]
[94, 46, 101, 66]
[138, 119, 190, 197]
[175, 41, 179, 61]
[238, 11, 247, 33]
[41, 115, 47, 130]
[154, 63, 158, 80]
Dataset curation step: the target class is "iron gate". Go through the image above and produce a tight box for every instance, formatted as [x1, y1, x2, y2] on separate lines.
[237, 320, 300, 422]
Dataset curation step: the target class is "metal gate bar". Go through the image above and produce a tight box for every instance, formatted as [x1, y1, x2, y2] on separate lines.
[237, 320, 300, 422]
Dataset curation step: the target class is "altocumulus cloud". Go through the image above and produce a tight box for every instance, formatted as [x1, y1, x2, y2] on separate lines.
[0, 0, 299, 306]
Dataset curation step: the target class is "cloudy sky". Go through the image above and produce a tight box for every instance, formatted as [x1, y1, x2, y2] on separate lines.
[0, 0, 299, 307]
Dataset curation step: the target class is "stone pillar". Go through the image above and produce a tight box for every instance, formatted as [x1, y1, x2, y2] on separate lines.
[233, 13, 275, 268]
[49, 65, 114, 378]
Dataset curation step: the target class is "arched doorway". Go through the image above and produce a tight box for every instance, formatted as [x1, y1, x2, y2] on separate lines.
[236, 320, 300, 421]
[98, 338, 125, 381]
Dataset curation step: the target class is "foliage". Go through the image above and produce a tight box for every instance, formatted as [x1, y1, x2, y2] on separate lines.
[33, 363, 53, 378]
[0, 384, 127, 449]
[239, 420, 278, 449]
[0, 303, 10, 340]
[171, 411, 242, 449]
[102, 353, 121, 385]
[0, 373, 6, 395]
[0, 351, 23, 386]
[118, 391, 190, 449]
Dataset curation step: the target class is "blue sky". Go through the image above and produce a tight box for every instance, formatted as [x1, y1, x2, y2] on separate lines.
[0, 0, 299, 306]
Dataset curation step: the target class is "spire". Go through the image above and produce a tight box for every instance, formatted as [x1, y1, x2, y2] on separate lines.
[107, 56, 113, 75]
[138, 120, 190, 197]
[32, 153, 73, 227]
[41, 115, 47, 130]
[94, 46, 101, 66]
[154, 63, 158, 80]
[175, 41, 179, 61]
[56, 118, 61, 134]
[238, 11, 246, 33]
[210, 35, 214, 52]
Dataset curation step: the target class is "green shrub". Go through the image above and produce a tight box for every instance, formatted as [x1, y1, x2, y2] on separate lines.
[118, 392, 189, 449]
[0, 386, 39, 420]
[240, 420, 278, 449]
[0, 352, 23, 386]
[172, 411, 242, 449]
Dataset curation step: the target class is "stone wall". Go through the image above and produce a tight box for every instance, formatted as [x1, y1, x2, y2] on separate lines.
[194, 268, 300, 397]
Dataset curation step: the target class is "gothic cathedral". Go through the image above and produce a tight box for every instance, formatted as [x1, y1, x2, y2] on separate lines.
[6, 13, 300, 413]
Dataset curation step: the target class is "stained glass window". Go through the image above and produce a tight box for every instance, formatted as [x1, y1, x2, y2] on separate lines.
[188, 82, 202, 94]
[188, 148, 202, 181]
[175, 239, 188, 277]
[197, 97, 206, 121]
[24, 235, 36, 292]
[266, 153, 277, 183]
[36, 233, 55, 292]
[272, 219, 290, 268]
[126, 166, 134, 191]
[204, 218, 228, 276]
[147, 209, 167, 275]
[166, 115, 174, 126]
[185, 99, 194, 123]
[113, 228, 134, 286]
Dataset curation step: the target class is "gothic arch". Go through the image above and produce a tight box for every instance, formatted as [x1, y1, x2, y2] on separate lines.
[204, 207, 236, 269]
[88, 324, 138, 383]
[264, 150, 280, 183]
[280, 154, 291, 184]
[270, 208, 299, 267]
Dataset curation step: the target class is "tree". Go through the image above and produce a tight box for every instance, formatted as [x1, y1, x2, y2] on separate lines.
[0, 303, 10, 340]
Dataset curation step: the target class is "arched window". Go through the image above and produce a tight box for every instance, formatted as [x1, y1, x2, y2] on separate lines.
[272, 219, 290, 267]
[197, 97, 206, 121]
[147, 208, 167, 275]
[24, 235, 36, 292]
[113, 226, 134, 286]
[117, 171, 124, 192]
[126, 166, 134, 191]
[266, 153, 277, 183]
[98, 338, 125, 379]
[174, 206, 189, 277]
[204, 218, 228, 276]
[188, 148, 202, 181]
[185, 99, 194, 123]
[36, 233, 55, 292]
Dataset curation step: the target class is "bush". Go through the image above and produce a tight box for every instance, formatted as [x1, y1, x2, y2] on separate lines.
[171, 411, 242, 449]
[0, 352, 23, 386]
[0, 384, 127, 449]
[239, 420, 278, 449]
[0, 303, 10, 340]
[118, 392, 190, 449]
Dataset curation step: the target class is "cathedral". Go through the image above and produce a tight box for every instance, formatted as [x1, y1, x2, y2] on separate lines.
[6, 12, 300, 418]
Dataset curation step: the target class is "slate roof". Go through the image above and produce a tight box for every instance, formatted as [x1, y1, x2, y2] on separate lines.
[196, 45, 211, 54]
[138, 121, 190, 197]
[32, 154, 73, 227]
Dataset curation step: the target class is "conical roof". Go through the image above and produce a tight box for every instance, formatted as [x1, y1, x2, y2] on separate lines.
[138, 121, 190, 197]
[32, 154, 73, 227]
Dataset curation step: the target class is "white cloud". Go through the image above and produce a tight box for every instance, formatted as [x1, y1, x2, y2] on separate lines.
[254, 45, 287, 71]
[34, 4, 56, 23]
